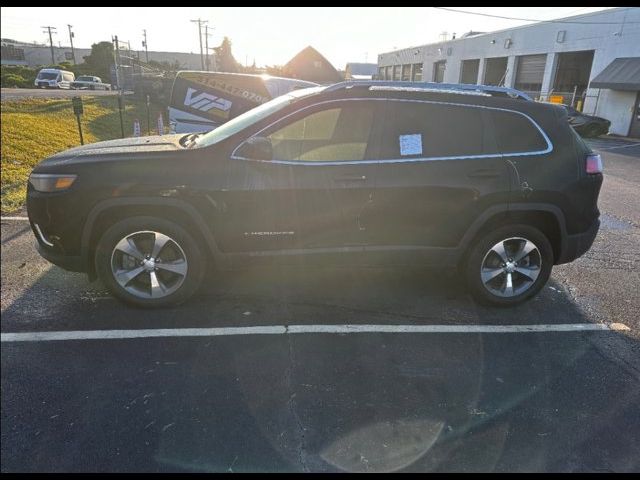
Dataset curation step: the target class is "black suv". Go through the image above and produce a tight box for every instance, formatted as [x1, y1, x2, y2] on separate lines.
[27, 81, 603, 307]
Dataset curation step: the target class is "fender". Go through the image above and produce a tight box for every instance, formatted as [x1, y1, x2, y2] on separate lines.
[80, 196, 224, 276]
[456, 203, 568, 262]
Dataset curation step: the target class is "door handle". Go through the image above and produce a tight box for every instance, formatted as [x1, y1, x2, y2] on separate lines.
[467, 168, 500, 178]
[334, 174, 367, 182]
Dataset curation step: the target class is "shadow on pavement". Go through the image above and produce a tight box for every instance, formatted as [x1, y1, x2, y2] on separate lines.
[2, 260, 639, 472]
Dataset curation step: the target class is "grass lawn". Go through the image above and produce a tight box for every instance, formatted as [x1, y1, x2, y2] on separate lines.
[1, 95, 167, 213]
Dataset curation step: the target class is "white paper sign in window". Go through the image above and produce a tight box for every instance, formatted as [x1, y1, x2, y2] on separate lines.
[399, 134, 423, 156]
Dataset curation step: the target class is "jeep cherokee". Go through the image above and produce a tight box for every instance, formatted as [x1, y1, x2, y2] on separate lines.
[26, 81, 603, 307]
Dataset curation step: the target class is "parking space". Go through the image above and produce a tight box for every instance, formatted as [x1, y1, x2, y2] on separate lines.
[2, 138, 639, 472]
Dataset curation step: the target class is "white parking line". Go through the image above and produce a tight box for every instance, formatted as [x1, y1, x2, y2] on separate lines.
[596, 142, 640, 150]
[0, 323, 629, 343]
[1, 216, 29, 221]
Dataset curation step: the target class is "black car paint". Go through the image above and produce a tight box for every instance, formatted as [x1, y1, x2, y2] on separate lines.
[27, 88, 602, 278]
[565, 106, 611, 138]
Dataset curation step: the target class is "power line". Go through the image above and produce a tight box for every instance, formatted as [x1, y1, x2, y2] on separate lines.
[432, 7, 640, 25]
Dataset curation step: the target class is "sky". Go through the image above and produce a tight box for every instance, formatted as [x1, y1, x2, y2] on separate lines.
[1, 7, 614, 70]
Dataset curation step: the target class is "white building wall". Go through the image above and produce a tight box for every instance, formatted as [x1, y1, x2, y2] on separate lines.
[596, 90, 637, 136]
[2, 44, 204, 70]
[378, 7, 640, 136]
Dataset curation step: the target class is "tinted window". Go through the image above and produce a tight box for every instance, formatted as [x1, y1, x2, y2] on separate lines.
[380, 101, 492, 159]
[266, 103, 376, 162]
[490, 110, 549, 154]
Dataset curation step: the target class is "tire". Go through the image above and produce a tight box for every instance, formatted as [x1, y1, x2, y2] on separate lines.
[95, 216, 206, 307]
[464, 224, 553, 306]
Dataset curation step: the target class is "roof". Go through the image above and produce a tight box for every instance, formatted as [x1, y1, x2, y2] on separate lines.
[283, 46, 342, 83]
[590, 57, 640, 91]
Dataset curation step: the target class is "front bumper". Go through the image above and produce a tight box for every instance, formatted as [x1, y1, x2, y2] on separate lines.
[35, 242, 84, 273]
[556, 218, 600, 265]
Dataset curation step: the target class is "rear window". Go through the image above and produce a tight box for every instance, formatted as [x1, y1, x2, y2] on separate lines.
[490, 110, 549, 154]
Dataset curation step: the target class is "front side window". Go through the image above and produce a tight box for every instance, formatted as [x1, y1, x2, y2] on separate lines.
[379, 101, 493, 159]
[195, 86, 325, 148]
[263, 103, 376, 162]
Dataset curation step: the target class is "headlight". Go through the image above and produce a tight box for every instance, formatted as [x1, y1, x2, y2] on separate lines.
[29, 174, 77, 192]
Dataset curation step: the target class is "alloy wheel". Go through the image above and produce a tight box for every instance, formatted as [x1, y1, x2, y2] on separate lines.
[110, 230, 188, 299]
[480, 237, 542, 298]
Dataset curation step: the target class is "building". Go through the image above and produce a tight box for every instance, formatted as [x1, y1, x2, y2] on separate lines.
[283, 46, 342, 84]
[345, 62, 378, 80]
[1, 38, 204, 70]
[377, 7, 640, 137]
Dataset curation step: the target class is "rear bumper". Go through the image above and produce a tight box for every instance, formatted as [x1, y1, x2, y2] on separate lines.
[556, 218, 600, 265]
[35, 242, 84, 273]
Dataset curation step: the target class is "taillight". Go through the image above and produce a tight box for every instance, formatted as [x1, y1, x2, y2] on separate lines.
[585, 154, 603, 175]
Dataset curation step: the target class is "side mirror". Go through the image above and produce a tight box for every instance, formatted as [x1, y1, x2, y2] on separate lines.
[236, 136, 273, 160]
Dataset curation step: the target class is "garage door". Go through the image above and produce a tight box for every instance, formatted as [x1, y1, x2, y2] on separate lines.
[515, 54, 547, 92]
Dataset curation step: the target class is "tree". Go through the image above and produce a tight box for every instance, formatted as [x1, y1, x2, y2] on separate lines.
[265, 65, 284, 77]
[82, 41, 114, 81]
[147, 59, 182, 72]
[213, 37, 241, 73]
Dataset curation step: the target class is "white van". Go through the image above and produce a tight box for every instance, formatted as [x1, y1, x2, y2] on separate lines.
[168, 71, 318, 133]
[34, 69, 75, 89]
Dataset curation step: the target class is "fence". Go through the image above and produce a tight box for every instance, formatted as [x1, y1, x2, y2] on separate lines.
[520, 89, 602, 114]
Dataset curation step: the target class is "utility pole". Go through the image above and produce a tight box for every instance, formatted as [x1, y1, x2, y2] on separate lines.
[190, 18, 207, 70]
[142, 29, 149, 62]
[67, 25, 76, 64]
[41, 26, 57, 64]
[204, 25, 213, 71]
[112, 35, 121, 91]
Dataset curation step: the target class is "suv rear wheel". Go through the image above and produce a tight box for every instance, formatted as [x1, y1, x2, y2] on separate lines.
[465, 224, 553, 306]
[95, 216, 205, 307]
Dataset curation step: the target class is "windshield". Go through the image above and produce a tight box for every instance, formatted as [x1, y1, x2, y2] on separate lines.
[194, 86, 325, 148]
[37, 72, 58, 80]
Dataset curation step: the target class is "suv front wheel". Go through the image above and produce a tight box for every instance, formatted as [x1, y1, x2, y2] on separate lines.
[465, 224, 553, 306]
[95, 216, 205, 307]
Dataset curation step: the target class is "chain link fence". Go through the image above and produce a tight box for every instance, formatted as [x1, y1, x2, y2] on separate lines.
[520, 89, 601, 114]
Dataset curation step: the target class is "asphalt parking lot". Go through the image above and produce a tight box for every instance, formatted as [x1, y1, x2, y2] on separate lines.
[1, 138, 639, 472]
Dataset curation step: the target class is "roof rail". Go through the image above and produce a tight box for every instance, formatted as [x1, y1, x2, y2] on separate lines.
[324, 80, 533, 101]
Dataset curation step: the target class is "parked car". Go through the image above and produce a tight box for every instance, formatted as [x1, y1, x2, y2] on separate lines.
[27, 81, 603, 307]
[34, 68, 74, 89]
[564, 105, 611, 138]
[71, 76, 111, 90]
[168, 71, 318, 133]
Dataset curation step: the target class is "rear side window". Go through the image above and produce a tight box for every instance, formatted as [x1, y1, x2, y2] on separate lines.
[379, 101, 493, 159]
[490, 110, 549, 154]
